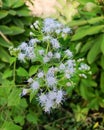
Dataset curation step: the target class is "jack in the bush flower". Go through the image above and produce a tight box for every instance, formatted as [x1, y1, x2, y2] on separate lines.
[9, 18, 92, 113]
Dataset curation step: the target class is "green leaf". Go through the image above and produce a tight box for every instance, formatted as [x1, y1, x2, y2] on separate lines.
[87, 34, 102, 64]
[100, 34, 104, 54]
[69, 17, 104, 27]
[81, 38, 93, 53]
[100, 55, 104, 69]
[77, 0, 95, 5]
[71, 25, 104, 41]
[0, 25, 13, 35]
[8, 10, 16, 15]
[1, 121, 22, 130]
[12, 0, 24, 8]
[30, 90, 37, 102]
[0, 46, 10, 62]
[10, 26, 25, 35]
[3, 0, 16, 7]
[80, 83, 88, 100]
[17, 67, 28, 77]
[13, 18, 24, 28]
[21, 17, 33, 25]
[9, 57, 16, 65]
[14, 115, 25, 126]
[0, 10, 8, 19]
[2, 69, 12, 79]
[26, 111, 38, 124]
[29, 65, 39, 76]
[100, 71, 104, 93]
[16, 7, 30, 17]
[0, 37, 12, 48]
[8, 88, 21, 106]
[88, 98, 99, 110]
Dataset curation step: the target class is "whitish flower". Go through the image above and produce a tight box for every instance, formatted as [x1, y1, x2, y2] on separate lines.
[47, 51, 53, 58]
[46, 76, 57, 87]
[67, 60, 75, 68]
[28, 78, 33, 83]
[48, 91, 57, 100]
[50, 38, 60, 49]
[38, 71, 44, 78]
[25, 47, 35, 60]
[38, 49, 44, 55]
[21, 89, 29, 96]
[18, 53, 26, 62]
[47, 67, 55, 77]
[44, 99, 54, 113]
[43, 35, 51, 42]
[66, 82, 71, 87]
[54, 52, 61, 59]
[33, 20, 39, 29]
[39, 93, 47, 104]
[62, 27, 71, 34]
[59, 63, 65, 70]
[43, 18, 57, 34]
[56, 90, 65, 104]
[77, 58, 84, 62]
[65, 49, 73, 58]
[79, 74, 87, 78]
[28, 52, 35, 60]
[31, 81, 40, 90]
[30, 24, 34, 29]
[79, 63, 90, 71]
[29, 38, 40, 46]
[43, 56, 50, 63]
[38, 89, 65, 112]
[55, 29, 61, 34]
[65, 73, 71, 79]
[19, 42, 28, 50]
[30, 32, 34, 36]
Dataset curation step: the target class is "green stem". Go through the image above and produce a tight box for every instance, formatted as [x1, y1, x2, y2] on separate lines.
[13, 61, 16, 84]
[46, 42, 50, 54]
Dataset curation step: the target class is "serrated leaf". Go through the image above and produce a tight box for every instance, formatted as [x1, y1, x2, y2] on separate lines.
[14, 115, 25, 126]
[9, 57, 16, 65]
[26, 112, 38, 124]
[0, 10, 8, 19]
[2, 69, 12, 79]
[10, 26, 25, 35]
[29, 65, 39, 76]
[2, 121, 22, 130]
[17, 67, 28, 77]
[100, 71, 104, 92]
[88, 98, 99, 110]
[8, 88, 21, 106]
[87, 34, 102, 64]
[30, 91, 37, 102]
